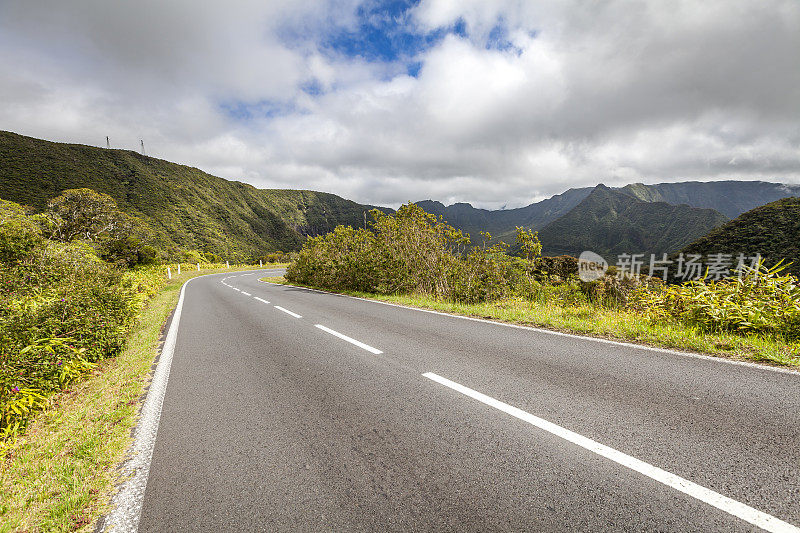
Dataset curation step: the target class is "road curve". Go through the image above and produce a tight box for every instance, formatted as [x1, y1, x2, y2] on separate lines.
[133, 269, 800, 532]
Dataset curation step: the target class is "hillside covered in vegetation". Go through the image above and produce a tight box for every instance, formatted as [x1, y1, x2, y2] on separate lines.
[0, 131, 381, 261]
[681, 197, 800, 276]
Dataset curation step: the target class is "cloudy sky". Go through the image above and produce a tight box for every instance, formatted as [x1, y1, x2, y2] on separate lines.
[1, 0, 798, 208]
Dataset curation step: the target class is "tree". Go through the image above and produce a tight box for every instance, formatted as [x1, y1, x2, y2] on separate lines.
[515, 226, 542, 263]
[46, 188, 130, 242]
[46, 188, 157, 266]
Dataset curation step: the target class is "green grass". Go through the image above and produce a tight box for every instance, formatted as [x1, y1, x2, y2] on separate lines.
[262, 276, 800, 369]
[0, 266, 266, 532]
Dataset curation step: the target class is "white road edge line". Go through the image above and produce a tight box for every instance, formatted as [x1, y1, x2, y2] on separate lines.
[254, 297, 270, 304]
[241, 291, 251, 296]
[422, 371, 798, 533]
[315, 324, 383, 354]
[102, 270, 275, 530]
[257, 280, 798, 377]
[232, 288, 241, 292]
[274, 305, 302, 318]
[102, 276, 192, 532]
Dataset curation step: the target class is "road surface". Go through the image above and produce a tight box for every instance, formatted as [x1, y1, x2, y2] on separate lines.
[130, 269, 799, 532]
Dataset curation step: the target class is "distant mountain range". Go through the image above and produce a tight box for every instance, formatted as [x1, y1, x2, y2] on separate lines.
[618, 181, 800, 219]
[417, 187, 592, 242]
[416, 181, 800, 260]
[0, 131, 381, 260]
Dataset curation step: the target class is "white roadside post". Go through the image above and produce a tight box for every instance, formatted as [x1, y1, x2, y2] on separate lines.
[167, 267, 172, 280]
[177, 264, 181, 275]
[197, 263, 200, 271]
[260, 260, 263, 268]
[226, 261, 229, 268]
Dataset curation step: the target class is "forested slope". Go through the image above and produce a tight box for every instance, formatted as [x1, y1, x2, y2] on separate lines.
[0, 131, 380, 260]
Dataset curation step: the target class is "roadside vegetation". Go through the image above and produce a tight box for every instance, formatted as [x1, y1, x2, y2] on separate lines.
[0, 266, 271, 532]
[283, 203, 800, 367]
[0, 190, 284, 445]
[1, 190, 282, 530]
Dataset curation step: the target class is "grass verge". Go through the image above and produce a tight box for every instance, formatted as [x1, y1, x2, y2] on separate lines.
[0, 265, 275, 533]
[261, 276, 800, 369]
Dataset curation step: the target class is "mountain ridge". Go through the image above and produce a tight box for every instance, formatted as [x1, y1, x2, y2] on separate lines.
[0, 130, 383, 260]
[417, 187, 595, 242]
[3, 130, 799, 264]
[537, 184, 730, 260]
[618, 180, 800, 219]
[414, 180, 800, 249]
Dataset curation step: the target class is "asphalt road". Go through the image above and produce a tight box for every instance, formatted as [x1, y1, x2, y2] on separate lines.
[135, 269, 800, 532]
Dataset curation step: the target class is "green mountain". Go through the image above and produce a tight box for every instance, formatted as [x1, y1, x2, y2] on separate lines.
[418, 181, 800, 245]
[620, 181, 800, 219]
[0, 131, 381, 260]
[537, 185, 729, 260]
[680, 197, 800, 276]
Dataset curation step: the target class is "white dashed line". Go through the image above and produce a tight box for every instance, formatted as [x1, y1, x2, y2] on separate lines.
[254, 297, 270, 304]
[314, 324, 383, 354]
[241, 291, 251, 296]
[274, 305, 301, 318]
[422, 372, 799, 533]
[257, 280, 798, 377]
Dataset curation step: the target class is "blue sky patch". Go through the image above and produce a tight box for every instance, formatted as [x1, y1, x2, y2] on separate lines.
[218, 99, 297, 121]
[319, 3, 467, 68]
[486, 18, 522, 54]
[300, 79, 324, 96]
[280, 0, 469, 80]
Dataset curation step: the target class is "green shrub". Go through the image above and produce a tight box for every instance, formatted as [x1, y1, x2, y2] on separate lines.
[532, 255, 579, 282]
[0, 200, 169, 441]
[630, 261, 800, 339]
[100, 235, 159, 267]
[286, 203, 525, 302]
[514, 276, 590, 307]
[581, 273, 663, 308]
[0, 339, 94, 440]
[258, 251, 292, 264]
[0, 200, 43, 265]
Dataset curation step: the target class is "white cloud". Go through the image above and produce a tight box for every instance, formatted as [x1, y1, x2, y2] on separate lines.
[0, 0, 798, 209]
